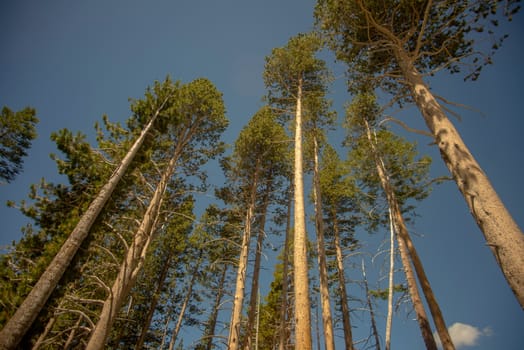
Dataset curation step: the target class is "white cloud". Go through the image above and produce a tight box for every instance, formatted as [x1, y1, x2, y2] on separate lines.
[434, 322, 493, 349]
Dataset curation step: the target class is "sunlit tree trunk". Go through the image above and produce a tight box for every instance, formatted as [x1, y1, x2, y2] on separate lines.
[227, 163, 260, 350]
[385, 208, 395, 350]
[312, 136, 335, 350]
[0, 96, 171, 350]
[86, 141, 184, 350]
[293, 80, 313, 350]
[364, 120, 446, 350]
[396, 48, 524, 307]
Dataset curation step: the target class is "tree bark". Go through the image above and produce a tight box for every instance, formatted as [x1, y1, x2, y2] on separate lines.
[243, 189, 271, 350]
[86, 141, 183, 350]
[364, 120, 445, 350]
[279, 187, 292, 350]
[168, 256, 202, 350]
[361, 260, 381, 350]
[312, 136, 335, 350]
[227, 163, 260, 350]
[135, 254, 172, 350]
[385, 208, 395, 350]
[396, 48, 524, 308]
[292, 79, 313, 350]
[0, 97, 171, 350]
[202, 264, 228, 350]
[332, 211, 354, 350]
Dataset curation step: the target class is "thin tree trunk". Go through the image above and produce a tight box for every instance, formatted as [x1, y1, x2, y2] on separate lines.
[332, 211, 354, 350]
[244, 189, 271, 350]
[86, 141, 184, 350]
[203, 264, 228, 350]
[363, 120, 443, 350]
[312, 136, 335, 350]
[396, 48, 524, 307]
[361, 260, 381, 350]
[385, 208, 395, 350]
[31, 314, 57, 350]
[168, 256, 202, 350]
[227, 163, 260, 350]
[135, 254, 173, 350]
[279, 187, 292, 350]
[64, 315, 82, 349]
[0, 96, 172, 350]
[293, 78, 312, 350]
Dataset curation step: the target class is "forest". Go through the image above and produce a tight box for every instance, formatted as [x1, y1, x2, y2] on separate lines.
[0, 1, 523, 349]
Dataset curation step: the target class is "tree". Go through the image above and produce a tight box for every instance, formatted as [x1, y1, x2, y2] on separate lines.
[346, 91, 453, 349]
[86, 78, 227, 349]
[264, 32, 330, 350]
[0, 106, 38, 184]
[0, 78, 178, 350]
[223, 106, 288, 350]
[316, 0, 524, 307]
[318, 144, 357, 350]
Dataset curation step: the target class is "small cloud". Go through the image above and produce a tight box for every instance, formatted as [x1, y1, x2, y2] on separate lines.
[434, 322, 493, 349]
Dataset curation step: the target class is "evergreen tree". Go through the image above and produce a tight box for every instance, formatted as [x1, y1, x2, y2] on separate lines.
[264, 32, 330, 350]
[0, 106, 38, 183]
[316, 0, 524, 306]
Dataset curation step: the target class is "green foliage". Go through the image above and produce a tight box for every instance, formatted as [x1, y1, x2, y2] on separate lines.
[0, 106, 38, 183]
[264, 32, 331, 121]
[315, 0, 520, 90]
[344, 92, 432, 230]
[369, 284, 408, 300]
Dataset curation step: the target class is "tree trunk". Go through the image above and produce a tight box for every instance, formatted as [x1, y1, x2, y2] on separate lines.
[396, 48, 524, 307]
[312, 136, 335, 350]
[135, 254, 172, 350]
[385, 208, 395, 350]
[227, 163, 260, 350]
[86, 142, 183, 350]
[168, 256, 202, 350]
[363, 120, 444, 350]
[0, 97, 171, 350]
[361, 259, 381, 350]
[243, 189, 271, 350]
[279, 187, 292, 350]
[332, 211, 354, 350]
[202, 264, 228, 350]
[293, 79, 312, 350]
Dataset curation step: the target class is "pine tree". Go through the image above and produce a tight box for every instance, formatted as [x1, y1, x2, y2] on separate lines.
[0, 106, 38, 183]
[316, 0, 524, 306]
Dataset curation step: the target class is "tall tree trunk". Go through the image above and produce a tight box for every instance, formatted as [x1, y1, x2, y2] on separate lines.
[244, 189, 271, 350]
[312, 136, 335, 350]
[395, 48, 524, 307]
[361, 260, 381, 350]
[0, 96, 172, 350]
[168, 256, 202, 350]
[293, 79, 312, 350]
[227, 163, 260, 350]
[135, 254, 172, 350]
[332, 211, 354, 350]
[385, 208, 395, 350]
[202, 264, 228, 350]
[86, 142, 184, 350]
[279, 187, 292, 350]
[363, 120, 445, 350]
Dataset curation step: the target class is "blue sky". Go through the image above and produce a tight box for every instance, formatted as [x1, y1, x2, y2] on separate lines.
[1, 1, 523, 349]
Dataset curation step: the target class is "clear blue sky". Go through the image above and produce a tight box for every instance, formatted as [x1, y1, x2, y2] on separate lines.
[1, 1, 523, 349]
